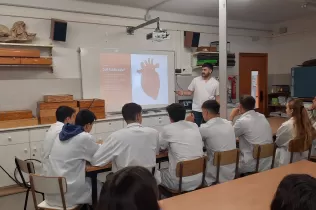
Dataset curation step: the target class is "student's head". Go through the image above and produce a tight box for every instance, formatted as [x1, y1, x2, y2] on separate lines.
[201, 100, 220, 121]
[97, 166, 159, 210]
[286, 98, 316, 145]
[238, 95, 256, 114]
[122, 103, 142, 124]
[56, 106, 76, 124]
[75, 109, 96, 133]
[166, 103, 186, 123]
[271, 174, 316, 210]
[201, 63, 213, 79]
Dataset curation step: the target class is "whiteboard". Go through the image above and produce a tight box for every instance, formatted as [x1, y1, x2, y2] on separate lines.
[79, 47, 175, 112]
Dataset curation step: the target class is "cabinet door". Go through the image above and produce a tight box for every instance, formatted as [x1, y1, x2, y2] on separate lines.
[30, 128, 49, 142]
[30, 141, 44, 175]
[0, 130, 29, 146]
[0, 143, 30, 187]
[95, 120, 123, 134]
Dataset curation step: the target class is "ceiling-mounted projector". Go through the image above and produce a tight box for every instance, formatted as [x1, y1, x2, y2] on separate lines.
[147, 29, 170, 42]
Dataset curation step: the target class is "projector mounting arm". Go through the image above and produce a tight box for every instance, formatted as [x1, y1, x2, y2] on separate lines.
[126, 17, 160, 35]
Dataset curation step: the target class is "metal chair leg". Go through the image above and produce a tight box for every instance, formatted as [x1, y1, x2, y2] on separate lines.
[24, 188, 30, 210]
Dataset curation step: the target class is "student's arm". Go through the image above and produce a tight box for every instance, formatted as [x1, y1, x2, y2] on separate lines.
[91, 135, 126, 166]
[159, 129, 169, 151]
[155, 131, 160, 155]
[215, 82, 220, 103]
[275, 123, 292, 147]
[83, 135, 100, 162]
[233, 118, 244, 138]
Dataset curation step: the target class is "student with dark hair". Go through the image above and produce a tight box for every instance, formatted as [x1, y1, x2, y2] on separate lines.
[275, 99, 316, 166]
[199, 100, 236, 185]
[271, 174, 316, 210]
[45, 109, 101, 207]
[159, 103, 203, 191]
[175, 62, 220, 127]
[42, 106, 76, 174]
[92, 103, 159, 181]
[229, 95, 273, 173]
[96, 166, 160, 210]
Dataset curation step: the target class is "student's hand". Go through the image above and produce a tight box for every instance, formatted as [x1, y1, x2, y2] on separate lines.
[96, 140, 103, 145]
[175, 90, 184, 96]
[186, 113, 195, 122]
[229, 108, 240, 121]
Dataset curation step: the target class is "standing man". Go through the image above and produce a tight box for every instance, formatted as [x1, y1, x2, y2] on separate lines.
[176, 63, 220, 126]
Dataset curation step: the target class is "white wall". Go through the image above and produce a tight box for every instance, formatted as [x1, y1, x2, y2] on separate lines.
[0, 0, 272, 114]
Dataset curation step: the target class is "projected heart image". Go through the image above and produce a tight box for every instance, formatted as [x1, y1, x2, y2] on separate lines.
[137, 58, 160, 100]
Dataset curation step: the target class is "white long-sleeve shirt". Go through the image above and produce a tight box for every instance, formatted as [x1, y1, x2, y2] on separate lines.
[233, 110, 273, 173]
[91, 123, 159, 172]
[275, 118, 309, 166]
[200, 117, 236, 185]
[41, 121, 64, 174]
[45, 132, 99, 207]
[159, 120, 204, 191]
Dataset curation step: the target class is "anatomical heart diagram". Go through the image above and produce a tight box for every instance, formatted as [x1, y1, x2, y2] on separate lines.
[137, 58, 160, 100]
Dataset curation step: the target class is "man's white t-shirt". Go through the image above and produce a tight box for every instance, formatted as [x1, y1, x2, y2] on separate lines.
[188, 76, 219, 112]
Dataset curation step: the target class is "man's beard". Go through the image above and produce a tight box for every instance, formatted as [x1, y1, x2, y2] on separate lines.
[202, 73, 210, 78]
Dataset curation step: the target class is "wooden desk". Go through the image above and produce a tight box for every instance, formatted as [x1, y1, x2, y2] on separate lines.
[160, 160, 316, 210]
[86, 152, 168, 207]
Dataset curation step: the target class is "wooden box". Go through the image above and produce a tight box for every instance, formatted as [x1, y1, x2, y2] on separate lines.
[44, 94, 73, 103]
[197, 46, 217, 52]
[0, 110, 33, 121]
[78, 99, 105, 108]
[38, 101, 77, 110]
[0, 118, 38, 129]
[39, 108, 79, 118]
[21, 58, 52, 65]
[39, 116, 56, 125]
[0, 48, 40, 58]
[0, 57, 20, 65]
[79, 107, 105, 119]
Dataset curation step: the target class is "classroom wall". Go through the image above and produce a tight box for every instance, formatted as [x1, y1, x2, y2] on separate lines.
[268, 15, 316, 89]
[0, 0, 272, 114]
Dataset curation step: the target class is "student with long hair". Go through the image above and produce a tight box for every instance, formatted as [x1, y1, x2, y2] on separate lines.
[96, 166, 160, 210]
[275, 99, 316, 166]
[271, 174, 316, 210]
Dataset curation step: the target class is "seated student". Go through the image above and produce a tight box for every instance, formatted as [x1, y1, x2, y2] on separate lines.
[92, 103, 159, 174]
[159, 103, 204, 191]
[199, 100, 236, 185]
[41, 106, 76, 174]
[271, 174, 316, 210]
[307, 97, 316, 155]
[275, 99, 316, 166]
[45, 109, 100, 207]
[96, 166, 160, 210]
[229, 95, 273, 173]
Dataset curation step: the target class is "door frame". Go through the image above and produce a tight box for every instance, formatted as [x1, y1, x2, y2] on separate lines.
[239, 53, 268, 115]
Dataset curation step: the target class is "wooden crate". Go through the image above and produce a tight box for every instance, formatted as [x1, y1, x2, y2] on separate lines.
[0, 57, 20, 65]
[79, 107, 105, 119]
[38, 101, 77, 110]
[39, 116, 56, 125]
[21, 57, 52, 65]
[44, 94, 74, 103]
[0, 48, 40, 58]
[78, 99, 105, 108]
[0, 110, 33, 121]
[39, 108, 79, 118]
[0, 118, 38, 129]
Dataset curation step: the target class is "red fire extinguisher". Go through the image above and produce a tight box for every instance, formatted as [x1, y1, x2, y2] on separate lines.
[228, 76, 237, 100]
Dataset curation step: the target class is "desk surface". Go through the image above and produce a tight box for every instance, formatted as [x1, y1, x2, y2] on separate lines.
[160, 160, 316, 210]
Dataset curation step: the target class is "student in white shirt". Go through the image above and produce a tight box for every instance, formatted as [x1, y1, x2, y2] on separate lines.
[229, 95, 273, 173]
[175, 63, 219, 127]
[41, 106, 76, 174]
[92, 103, 159, 175]
[199, 100, 236, 185]
[275, 99, 316, 166]
[307, 97, 316, 155]
[45, 110, 100, 207]
[159, 103, 204, 191]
